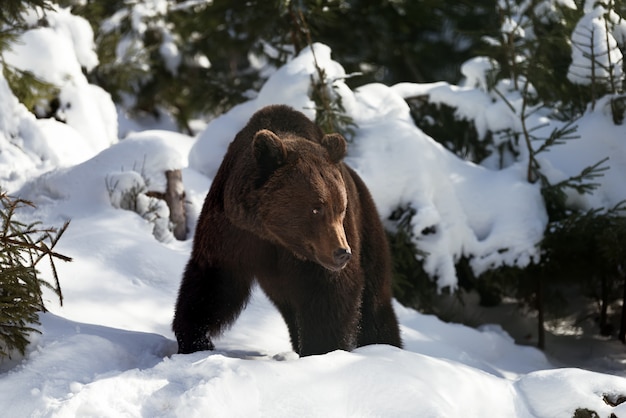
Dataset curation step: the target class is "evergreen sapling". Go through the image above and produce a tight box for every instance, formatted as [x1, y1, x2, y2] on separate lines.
[0, 191, 70, 358]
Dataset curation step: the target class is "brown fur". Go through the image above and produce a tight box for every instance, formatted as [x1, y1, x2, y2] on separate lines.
[173, 105, 402, 356]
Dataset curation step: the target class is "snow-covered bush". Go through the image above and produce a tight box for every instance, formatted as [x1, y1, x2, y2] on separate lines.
[568, 2, 626, 104]
[0, 2, 118, 192]
[402, 0, 626, 343]
[105, 169, 172, 243]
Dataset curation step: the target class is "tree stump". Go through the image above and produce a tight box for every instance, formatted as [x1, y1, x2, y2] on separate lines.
[164, 169, 187, 240]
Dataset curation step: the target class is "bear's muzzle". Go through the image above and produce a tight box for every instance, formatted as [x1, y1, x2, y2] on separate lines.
[333, 247, 352, 268]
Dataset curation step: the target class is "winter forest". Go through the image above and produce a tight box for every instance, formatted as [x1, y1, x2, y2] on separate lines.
[3, 0, 626, 416]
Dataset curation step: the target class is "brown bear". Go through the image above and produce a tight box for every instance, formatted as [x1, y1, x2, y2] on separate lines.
[172, 104, 402, 356]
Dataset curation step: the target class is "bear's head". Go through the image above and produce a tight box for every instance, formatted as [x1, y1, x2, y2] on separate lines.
[252, 129, 352, 272]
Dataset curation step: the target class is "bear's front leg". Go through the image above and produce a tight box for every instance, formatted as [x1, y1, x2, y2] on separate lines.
[273, 302, 302, 354]
[295, 282, 362, 356]
[172, 258, 253, 354]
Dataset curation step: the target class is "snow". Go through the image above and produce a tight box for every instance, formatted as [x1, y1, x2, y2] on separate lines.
[3, 299, 626, 417]
[2, 5, 626, 418]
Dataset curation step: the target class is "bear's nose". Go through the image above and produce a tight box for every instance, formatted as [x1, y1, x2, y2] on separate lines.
[333, 248, 352, 266]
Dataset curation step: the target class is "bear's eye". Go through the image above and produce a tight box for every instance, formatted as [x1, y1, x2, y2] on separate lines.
[312, 207, 323, 216]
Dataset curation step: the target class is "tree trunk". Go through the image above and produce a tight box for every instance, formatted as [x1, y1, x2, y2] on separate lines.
[537, 274, 545, 350]
[619, 277, 626, 344]
[164, 169, 187, 241]
[600, 274, 610, 336]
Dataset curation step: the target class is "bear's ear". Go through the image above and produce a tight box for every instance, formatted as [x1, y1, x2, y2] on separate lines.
[321, 133, 347, 163]
[253, 129, 287, 171]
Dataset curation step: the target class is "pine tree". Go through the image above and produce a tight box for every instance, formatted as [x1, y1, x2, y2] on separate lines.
[0, 191, 70, 358]
[478, 2, 626, 348]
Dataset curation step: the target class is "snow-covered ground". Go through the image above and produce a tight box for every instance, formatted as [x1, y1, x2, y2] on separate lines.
[2, 5, 626, 417]
[4, 295, 626, 418]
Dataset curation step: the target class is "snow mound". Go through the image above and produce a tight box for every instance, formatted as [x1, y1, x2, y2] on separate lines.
[19, 130, 192, 218]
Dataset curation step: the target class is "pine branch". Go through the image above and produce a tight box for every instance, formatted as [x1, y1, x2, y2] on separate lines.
[533, 120, 580, 155]
[544, 157, 610, 197]
[0, 0, 52, 28]
[291, 7, 357, 140]
[1, 63, 60, 114]
[1, 236, 72, 263]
